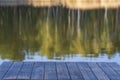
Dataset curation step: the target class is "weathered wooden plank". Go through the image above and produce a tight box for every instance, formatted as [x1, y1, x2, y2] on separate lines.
[17, 62, 34, 79]
[77, 62, 97, 80]
[45, 62, 57, 80]
[88, 63, 110, 80]
[66, 62, 84, 80]
[3, 62, 23, 79]
[56, 62, 70, 80]
[0, 62, 120, 80]
[108, 63, 120, 75]
[31, 62, 44, 80]
[98, 63, 120, 80]
[0, 62, 13, 80]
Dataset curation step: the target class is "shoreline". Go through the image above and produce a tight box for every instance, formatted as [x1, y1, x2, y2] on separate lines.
[0, 0, 120, 10]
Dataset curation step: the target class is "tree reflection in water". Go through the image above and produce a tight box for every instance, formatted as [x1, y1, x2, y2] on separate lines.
[0, 7, 120, 61]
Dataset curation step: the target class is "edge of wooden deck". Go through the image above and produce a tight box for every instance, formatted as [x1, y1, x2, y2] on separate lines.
[0, 62, 120, 80]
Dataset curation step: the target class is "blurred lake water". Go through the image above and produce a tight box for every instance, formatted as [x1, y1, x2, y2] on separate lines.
[0, 7, 120, 64]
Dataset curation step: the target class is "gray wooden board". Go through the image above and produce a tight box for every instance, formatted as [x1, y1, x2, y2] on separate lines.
[0, 62, 13, 80]
[17, 62, 34, 79]
[77, 62, 97, 80]
[31, 62, 44, 80]
[3, 62, 23, 79]
[66, 62, 84, 80]
[88, 63, 110, 80]
[1, 62, 120, 80]
[44, 62, 57, 80]
[108, 63, 120, 75]
[56, 62, 71, 80]
[98, 63, 120, 80]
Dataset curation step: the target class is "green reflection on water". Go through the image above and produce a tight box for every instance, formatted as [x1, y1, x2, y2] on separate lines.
[0, 7, 120, 61]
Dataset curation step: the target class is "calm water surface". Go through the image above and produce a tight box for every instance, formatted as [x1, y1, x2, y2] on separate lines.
[0, 7, 120, 64]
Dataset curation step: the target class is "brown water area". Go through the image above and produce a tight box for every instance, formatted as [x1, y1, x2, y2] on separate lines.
[0, 0, 120, 9]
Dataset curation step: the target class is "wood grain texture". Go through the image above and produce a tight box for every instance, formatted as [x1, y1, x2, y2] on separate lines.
[0, 62, 13, 80]
[17, 62, 34, 79]
[56, 62, 70, 80]
[98, 62, 120, 80]
[0, 62, 120, 80]
[77, 62, 97, 80]
[45, 62, 57, 80]
[88, 62, 110, 80]
[66, 62, 84, 80]
[31, 62, 44, 80]
[4, 62, 23, 79]
[108, 63, 120, 76]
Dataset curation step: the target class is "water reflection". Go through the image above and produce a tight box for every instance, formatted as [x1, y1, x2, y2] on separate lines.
[0, 7, 120, 61]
